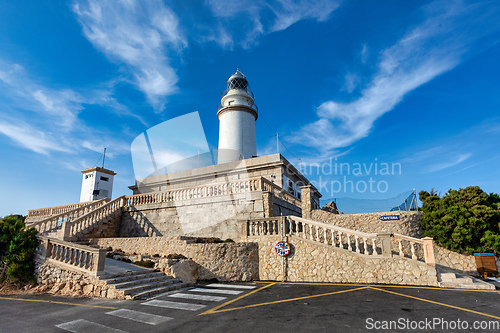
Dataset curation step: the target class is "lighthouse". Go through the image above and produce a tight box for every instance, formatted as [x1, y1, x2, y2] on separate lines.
[217, 69, 258, 164]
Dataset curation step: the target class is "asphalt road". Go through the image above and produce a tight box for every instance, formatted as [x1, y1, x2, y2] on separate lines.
[1, 282, 499, 332]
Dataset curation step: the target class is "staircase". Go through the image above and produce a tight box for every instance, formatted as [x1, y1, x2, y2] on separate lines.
[99, 270, 189, 300]
[437, 270, 495, 290]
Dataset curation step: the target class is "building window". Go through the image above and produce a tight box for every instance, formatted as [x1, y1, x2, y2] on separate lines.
[100, 176, 109, 181]
[85, 174, 93, 179]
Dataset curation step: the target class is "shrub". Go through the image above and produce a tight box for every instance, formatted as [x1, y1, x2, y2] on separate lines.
[134, 260, 155, 268]
[0, 215, 38, 285]
[419, 187, 500, 255]
[166, 253, 187, 260]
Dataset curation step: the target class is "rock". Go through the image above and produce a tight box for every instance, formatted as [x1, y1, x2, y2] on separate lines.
[170, 259, 199, 284]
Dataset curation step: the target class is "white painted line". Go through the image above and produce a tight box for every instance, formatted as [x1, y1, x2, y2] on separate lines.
[190, 288, 243, 295]
[207, 283, 257, 289]
[142, 300, 206, 311]
[168, 292, 226, 302]
[56, 319, 126, 333]
[106, 309, 172, 325]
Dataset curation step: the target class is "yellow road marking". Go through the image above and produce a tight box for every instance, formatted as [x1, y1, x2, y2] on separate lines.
[0, 296, 118, 309]
[199, 282, 277, 316]
[368, 287, 500, 321]
[201, 286, 370, 315]
[255, 281, 500, 293]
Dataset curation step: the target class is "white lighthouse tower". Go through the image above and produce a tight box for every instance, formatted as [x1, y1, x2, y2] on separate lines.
[217, 69, 258, 164]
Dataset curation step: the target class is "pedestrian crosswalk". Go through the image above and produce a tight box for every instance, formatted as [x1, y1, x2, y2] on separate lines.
[56, 283, 257, 332]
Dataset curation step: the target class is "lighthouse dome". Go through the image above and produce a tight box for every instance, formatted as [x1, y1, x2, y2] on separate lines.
[227, 69, 248, 90]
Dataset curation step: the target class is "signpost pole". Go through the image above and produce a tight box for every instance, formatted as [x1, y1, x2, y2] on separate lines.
[281, 213, 285, 283]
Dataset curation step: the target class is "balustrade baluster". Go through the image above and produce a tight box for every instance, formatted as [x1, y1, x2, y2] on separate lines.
[362, 237, 368, 254]
[338, 232, 343, 248]
[355, 235, 360, 253]
[398, 240, 404, 257]
[347, 234, 353, 251]
[410, 242, 417, 260]
[371, 239, 378, 255]
[323, 228, 328, 244]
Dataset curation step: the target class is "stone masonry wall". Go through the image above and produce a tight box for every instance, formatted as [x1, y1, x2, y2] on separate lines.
[91, 237, 259, 281]
[31, 261, 121, 299]
[433, 245, 500, 276]
[120, 192, 265, 241]
[311, 210, 424, 238]
[257, 236, 438, 286]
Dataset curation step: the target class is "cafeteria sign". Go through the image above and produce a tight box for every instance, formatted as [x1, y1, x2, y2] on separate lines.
[379, 215, 400, 221]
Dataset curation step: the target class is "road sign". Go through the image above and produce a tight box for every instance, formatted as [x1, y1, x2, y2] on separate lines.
[379, 215, 400, 221]
[275, 241, 290, 257]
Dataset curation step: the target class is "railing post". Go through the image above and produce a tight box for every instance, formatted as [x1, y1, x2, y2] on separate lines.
[58, 221, 73, 241]
[300, 185, 313, 219]
[262, 191, 273, 218]
[422, 237, 436, 267]
[378, 234, 392, 258]
[93, 249, 107, 276]
[39, 237, 52, 259]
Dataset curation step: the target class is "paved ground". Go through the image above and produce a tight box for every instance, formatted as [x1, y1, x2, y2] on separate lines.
[1, 282, 499, 332]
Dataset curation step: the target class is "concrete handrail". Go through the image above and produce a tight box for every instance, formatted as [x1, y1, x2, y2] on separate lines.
[27, 198, 109, 234]
[27, 201, 98, 219]
[36, 236, 106, 277]
[126, 177, 263, 206]
[59, 196, 126, 241]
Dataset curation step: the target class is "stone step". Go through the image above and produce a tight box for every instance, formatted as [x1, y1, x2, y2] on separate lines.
[111, 275, 175, 289]
[440, 277, 473, 283]
[438, 281, 495, 290]
[438, 272, 457, 279]
[127, 282, 189, 300]
[101, 271, 163, 284]
[121, 279, 180, 295]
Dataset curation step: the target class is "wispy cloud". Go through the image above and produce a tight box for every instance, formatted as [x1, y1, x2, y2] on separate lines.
[291, 0, 500, 154]
[428, 153, 472, 172]
[204, 0, 340, 49]
[0, 59, 132, 156]
[0, 121, 69, 155]
[73, 0, 186, 111]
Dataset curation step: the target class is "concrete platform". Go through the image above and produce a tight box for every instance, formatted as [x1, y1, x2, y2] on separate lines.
[103, 258, 151, 277]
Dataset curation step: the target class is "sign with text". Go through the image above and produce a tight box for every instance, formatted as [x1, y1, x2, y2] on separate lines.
[275, 241, 291, 257]
[379, 215, 400, 221]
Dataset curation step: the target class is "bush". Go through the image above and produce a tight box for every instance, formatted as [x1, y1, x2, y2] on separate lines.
[419, 187, 500, 255]
[166, 253, 187, 260]
[134, 260, 155, 268]
[0, 215, 38, 285]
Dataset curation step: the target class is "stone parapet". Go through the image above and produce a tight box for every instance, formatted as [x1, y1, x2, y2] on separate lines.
[311, 210, 424, 238]
[91, 237, 259, 282]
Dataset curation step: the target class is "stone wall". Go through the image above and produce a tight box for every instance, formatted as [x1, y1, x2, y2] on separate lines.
[311, 210, 424, 238]
[120, 192, 265, 241]
[32, 261, 121, 299]
[91, 237, 259, 281]
[256, 236, 438, 286]
[433, 245, 500, 276]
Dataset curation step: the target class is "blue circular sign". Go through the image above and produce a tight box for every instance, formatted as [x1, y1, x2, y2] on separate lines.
[275, 241, 290, 257]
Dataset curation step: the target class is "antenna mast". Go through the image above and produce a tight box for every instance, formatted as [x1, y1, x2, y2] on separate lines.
[102, 148, 106, 168]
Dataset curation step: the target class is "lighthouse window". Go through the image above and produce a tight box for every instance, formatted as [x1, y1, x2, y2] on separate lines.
[85, 174, 93, 179]
[100, 176, 109, 181]
[228, 100, 234, 105]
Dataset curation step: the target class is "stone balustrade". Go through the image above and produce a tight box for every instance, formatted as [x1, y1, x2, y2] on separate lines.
[27, 198, 109, 234]
[247, 216, 436, 265]
[27, 201, 98, 220]
[261, 178, 301, 207]
[393, 233, 435, 267]
[60, 196, 126, 241]
[126, 177, 263, 206]
[36, 236, 106, 277]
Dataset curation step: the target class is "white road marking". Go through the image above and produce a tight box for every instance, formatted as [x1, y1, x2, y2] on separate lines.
[142, 300, 206, 311]
[207, 283, 257, 289]
[106, 309, 172, 325]
[56, 319, 126, 333]
[190, 288, 243, 295]
[167, 293, 226, 302]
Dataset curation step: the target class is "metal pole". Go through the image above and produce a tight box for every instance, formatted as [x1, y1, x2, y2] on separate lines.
[277, 132, 279, 155]
[281, 213, 285, 283]
[102, 148, 106, 168]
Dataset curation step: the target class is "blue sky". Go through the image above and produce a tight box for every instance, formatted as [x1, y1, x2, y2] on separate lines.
[1, 0, 499, 216]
